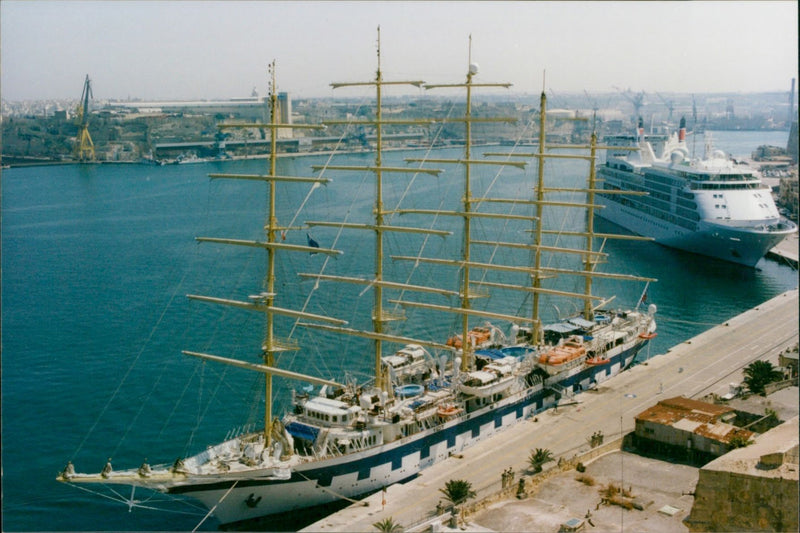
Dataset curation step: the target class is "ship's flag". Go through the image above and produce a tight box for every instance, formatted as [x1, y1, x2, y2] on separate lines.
[636, 281, 650, 309]
[307, 233, 320, 255]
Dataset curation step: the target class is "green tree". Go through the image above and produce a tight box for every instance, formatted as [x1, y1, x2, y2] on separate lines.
[743, 360, 783, 395]
[372, 516, 403, 533]
[438, 479, 476, 507]
[528, 447, 554, 473]
[728, 433, 753, 449]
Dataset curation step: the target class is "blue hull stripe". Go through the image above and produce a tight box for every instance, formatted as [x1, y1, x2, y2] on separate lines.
[169, 342, 646, 496]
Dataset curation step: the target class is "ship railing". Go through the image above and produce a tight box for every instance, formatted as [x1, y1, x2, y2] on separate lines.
[223, 423, 256, 442]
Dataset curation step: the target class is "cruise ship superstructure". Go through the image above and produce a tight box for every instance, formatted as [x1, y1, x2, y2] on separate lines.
[597, 118, 796, 267]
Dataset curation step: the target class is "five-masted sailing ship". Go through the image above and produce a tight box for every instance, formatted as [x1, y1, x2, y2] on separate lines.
[58, 33, 657, 528]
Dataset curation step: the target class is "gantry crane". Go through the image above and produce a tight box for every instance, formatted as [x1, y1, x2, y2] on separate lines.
[75, 74, 95, 161]
[584, 90, 600, 132]
[613, 86, 646, 123]
[656, 92, 675, 123]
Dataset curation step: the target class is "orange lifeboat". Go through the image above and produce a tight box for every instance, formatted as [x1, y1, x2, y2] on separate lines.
[446, 326, 492, 349]
[538, 339, 586, 366]
[585, 357, 610, 365]
[638, 332, 657, 340]
[437, 404, 461, 418]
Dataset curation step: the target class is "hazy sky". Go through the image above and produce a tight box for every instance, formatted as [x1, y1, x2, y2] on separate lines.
[1, 1, 797, 101]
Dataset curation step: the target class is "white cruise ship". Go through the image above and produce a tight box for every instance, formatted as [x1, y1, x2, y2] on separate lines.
[598, 118, 796, 267]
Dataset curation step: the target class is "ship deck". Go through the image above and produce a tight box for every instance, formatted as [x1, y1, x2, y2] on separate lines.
[301, 288, 799, 532]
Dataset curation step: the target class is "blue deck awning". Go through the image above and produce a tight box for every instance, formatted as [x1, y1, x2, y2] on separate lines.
[286, 421, 319, 442]
[475, 349, 506, 360]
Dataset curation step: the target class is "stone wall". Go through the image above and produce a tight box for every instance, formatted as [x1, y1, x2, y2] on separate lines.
[686, 469, 798, 532]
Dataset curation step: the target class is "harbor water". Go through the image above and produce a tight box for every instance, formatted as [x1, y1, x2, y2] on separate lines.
[2, 130, 797, 531]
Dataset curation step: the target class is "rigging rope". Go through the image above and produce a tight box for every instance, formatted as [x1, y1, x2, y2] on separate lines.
[475, 113, 536, 290]
[72, 268, 189, 461]
[64, 482, 207, 516]
[279, 95, 375, 386]
[288, 96, 368, 340]
[389, 99, 457, 319]
[192, 480, 239, 532]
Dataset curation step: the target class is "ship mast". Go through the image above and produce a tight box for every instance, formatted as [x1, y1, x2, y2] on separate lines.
[484, 90, 655, 342]
[583, 132, 598, 320]
[301, 27, 453, 393]
[531, 90, 546, 343]
[406, 36, 522, 371]
[184, 61, 349, 446]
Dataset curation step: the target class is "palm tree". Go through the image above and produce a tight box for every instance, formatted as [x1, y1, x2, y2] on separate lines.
[372, 516, 403, 533]
[743, 360, 783, 395]
[438, 479, 476, 507]
[528, 447, 554, 473]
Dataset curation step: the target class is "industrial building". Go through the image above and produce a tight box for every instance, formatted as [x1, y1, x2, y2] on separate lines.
[686, 416, 798, 532]
[106, 92, 292, 126]
[633, 396, 755, 461]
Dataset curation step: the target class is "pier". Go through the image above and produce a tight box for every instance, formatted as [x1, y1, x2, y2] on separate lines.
[302, 288, 798, 532]
[767, 232, 799, 268]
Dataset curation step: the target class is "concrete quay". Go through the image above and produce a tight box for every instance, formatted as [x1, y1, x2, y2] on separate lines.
[301, 289, 798, 533]
[767, 232, 799, 268]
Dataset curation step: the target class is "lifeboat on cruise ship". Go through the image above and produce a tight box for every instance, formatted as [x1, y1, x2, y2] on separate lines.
[585, 357, 610, 366]
[437, 404, 461, 418]
[537, 336, 587, 375]
[638, 332, 657, 340]
[446, 326, 492, 350]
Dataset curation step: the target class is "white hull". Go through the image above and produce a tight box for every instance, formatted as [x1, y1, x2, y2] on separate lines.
[164, 341, 645, 525]
[62, 311, 653, 526]
[597, 129, 796, 267]
[597, 198, 789, 267]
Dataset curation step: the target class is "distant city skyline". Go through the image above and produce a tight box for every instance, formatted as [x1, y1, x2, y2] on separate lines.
[1, 1, 797, 102]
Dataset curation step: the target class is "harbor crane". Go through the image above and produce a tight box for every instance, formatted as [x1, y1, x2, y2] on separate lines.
[656, 92, 675, 123]
[583, 90, 602, 132]
[614, 86, 646, 123]
[75, 74, 95, 161]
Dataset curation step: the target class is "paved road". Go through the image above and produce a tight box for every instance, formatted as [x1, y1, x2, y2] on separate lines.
[302, 289, 799, 532]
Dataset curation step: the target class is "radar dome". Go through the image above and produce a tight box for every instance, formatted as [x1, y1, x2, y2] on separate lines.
[670, 151, 684, 165]
[469, 63, 479, 75]
[712, 149, 726, 159]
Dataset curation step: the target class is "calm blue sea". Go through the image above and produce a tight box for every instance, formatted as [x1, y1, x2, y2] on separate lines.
[2, 130, 797, 531]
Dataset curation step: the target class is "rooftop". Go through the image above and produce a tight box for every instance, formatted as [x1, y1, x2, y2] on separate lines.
[702, 416, 799, 479]
[636, 396, 754, 445]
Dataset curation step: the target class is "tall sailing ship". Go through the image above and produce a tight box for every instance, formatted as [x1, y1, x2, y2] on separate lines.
[58, 35, 657, 528]
[597, 117, 797, 267]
